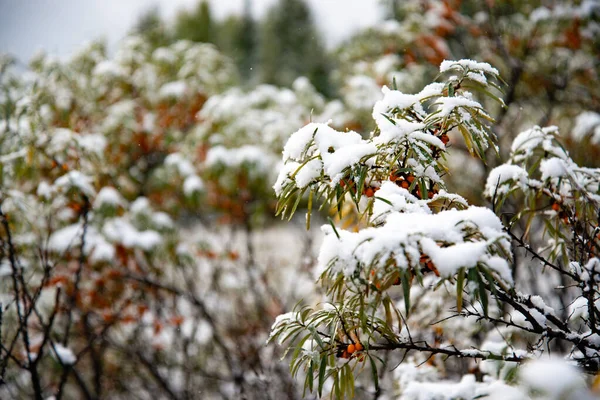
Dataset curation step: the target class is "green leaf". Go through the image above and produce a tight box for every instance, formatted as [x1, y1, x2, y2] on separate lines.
[306, 360, 314, 393]
[475, 269, 489, 316]
[328, 217, 341, 239]
[346, 364, 355, 398]
[383, 297, 393, 327]
[456, 267, 465, 313]
[309, 326, 325, 349]
[288, 187, 307, 220]
[373, 196, 393, 206]
[306, 189, 313, 230]
[318, 354, 327, 396]
[458, 124, 475, 157]
[369, 355, 379, 393]
[334, 372, 341, 399]
[402, 270, 411, 316]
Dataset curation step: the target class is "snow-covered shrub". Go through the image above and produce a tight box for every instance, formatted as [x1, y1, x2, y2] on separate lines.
[0, 37, 314, 399]
[269, 59, 600, 398]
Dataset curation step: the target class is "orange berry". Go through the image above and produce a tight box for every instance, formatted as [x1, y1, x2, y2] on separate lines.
[407, 175, 415, 183]
[137, 304, 149, 316]
[551, 203, 560, 212]
[347, 344, 356, 354]
[364, 187, 375, 197]
[170, 315, 184, 326]
[355, 343, 364, 352]
[120, 314, 136, 324]
[400, 180, 410, 189]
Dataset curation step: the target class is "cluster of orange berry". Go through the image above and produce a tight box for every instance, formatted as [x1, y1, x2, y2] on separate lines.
[336, 341, 365, 361]
[339, 178, 381, 198]
[419, 253, 440, 277]
[550, 201, 570, 224]
[389, 170, 439, 199]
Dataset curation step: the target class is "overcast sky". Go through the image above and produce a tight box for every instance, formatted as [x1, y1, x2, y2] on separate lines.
[0, 0, 383, 63]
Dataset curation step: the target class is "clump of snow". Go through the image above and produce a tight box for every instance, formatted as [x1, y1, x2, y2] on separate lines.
[94, 187, 126, 209]
[484, 165, 529, 197]
[572, 111, 600, 144]
[530, 6, 552, 22]
[440, 59, 499, 76]
[294, 159, 323, 188]
[37, 181, 55, 199]
[93, 60, 125, 78]
[400, 374, 523, 400]
[54, 171, 96, 197]
[434, 96, 483, 117]
[103, 218, 162, 251]
[76, 134, 107, 156]
[372, 119, 426, 146]
[268, 312, 300, 344]
[53, 344, 77, 365]
[152, 47, 176, 63]
[205, 145, 275, 172]
[372, 87, 422, 130]
[540, 157, 568, 180]
[277, 123, 376, 188]
[510, 126, 566, 162]
[152, 212, 173, 230]
[519, 358, 588, 400]
[47, 224, 115, 263]
[183, 175, 204, 196]
[130, 197, 150, 215]
[159, 80, 188, 99]
[165, 153, 196, 177]
[318, 206, 511, 281]
[372, 181, 431, 224]
[48, 224, 83, 253]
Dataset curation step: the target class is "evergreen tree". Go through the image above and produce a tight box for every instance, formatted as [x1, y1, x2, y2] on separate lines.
[132, 7, 170, 48]
[259, 0, 333, 96]
[173, 1, 214, 44]
[218, 0, 257, 83]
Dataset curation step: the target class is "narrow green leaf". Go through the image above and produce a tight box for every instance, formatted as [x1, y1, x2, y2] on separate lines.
[402, 271, 411, 316]
[328, 217, 341, 239]
[369, 356, 379, 393]
[374, 196, 393, 206]
[346, 364, 355, 398]
[456, 267, 465, 313]
[307, 361, 314, 393]
[383, 297, 393, 327]
[475, 269, 489, 316]
[318, 354, 327, 396]
[306, 189, 313, 230]
[288, 187, 307, 220]
[334, 373, 341, 399]
[309, 326, 325, 349]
